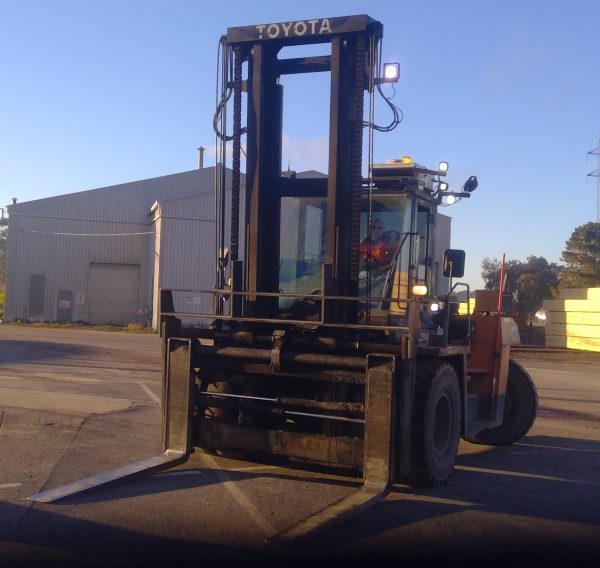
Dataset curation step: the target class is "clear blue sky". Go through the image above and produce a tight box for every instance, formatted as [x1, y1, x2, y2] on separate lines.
[1, 0, 598, 289]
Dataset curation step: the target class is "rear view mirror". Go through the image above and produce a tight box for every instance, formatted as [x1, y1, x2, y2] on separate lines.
[443, 249, 465, 278]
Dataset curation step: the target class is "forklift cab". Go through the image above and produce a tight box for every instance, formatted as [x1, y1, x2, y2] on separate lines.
[278, 160, 441, 325]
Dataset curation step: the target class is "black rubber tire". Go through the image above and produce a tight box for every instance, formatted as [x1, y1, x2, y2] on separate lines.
[409, 360, 461, 487]
[472, 359, 537, 446]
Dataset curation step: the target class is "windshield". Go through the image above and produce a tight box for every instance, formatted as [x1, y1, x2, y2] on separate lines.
[359, 194, 412, 315]
[277, 193, 413, 319]
[278, 196, 327, 312]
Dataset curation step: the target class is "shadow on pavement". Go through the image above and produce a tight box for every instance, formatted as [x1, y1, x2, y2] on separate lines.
[0, 340, 98, 364]
[451, 434, 599, 521]
[5, 431, 599, 564]
[42, 466, 361, 506]
[51, 432, 599, 522]
[313, 433, 599, 559]
[0, 500, 269, 568]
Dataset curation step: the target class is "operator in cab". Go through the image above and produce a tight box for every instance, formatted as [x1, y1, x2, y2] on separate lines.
[359, 218, 399, 270]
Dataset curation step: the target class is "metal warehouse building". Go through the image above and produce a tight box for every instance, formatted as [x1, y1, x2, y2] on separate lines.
[4, 166, 243, 329]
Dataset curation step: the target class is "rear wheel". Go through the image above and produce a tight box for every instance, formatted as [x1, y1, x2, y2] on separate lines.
[472, 359, 537, 445]
[409, 360, 461, 487]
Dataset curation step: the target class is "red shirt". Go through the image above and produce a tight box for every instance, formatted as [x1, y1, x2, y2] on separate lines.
[360, 236, 398, 264]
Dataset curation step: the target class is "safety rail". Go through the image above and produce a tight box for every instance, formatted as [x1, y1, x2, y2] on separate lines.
[160, 287, 414, 332]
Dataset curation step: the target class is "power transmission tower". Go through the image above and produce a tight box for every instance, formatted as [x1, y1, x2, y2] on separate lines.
[588, 135, 600, 221]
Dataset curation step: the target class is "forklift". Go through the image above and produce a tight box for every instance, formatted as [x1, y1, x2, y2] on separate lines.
[31, 15, 537, 540]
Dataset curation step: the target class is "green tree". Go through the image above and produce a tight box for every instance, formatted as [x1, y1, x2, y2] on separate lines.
[481, 257, 522, 293]
[481, 256, 558, 323]
[516, 256, 559, 319]
[560, 221, 600, 288]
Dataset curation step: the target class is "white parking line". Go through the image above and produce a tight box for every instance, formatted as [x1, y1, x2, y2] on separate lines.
[202, 454, 276, 536]
[455, 465, 598, 484]
[139, 383, 161, 404]
[0, 483, 22, 489]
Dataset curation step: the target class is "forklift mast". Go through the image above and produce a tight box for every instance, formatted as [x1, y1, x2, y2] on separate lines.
[216, 15, 383, 325]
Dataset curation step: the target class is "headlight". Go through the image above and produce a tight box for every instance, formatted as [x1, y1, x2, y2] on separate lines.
[430, 302, 440, 312]
[412, 285, 428, 296]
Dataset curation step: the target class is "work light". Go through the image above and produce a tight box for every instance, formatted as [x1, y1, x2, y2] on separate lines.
[382, 62, 399, 83]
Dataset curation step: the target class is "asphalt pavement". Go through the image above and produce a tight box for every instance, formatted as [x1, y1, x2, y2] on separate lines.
[0, 324, 598, 566]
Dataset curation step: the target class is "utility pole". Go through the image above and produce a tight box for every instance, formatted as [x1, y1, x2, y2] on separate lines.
[588, 134, 600, 222]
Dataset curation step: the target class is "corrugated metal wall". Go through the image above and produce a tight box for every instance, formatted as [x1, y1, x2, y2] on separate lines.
[153, 174, 246, 327]
[5, 214, 154, 322]
[5, 168, 219, 323]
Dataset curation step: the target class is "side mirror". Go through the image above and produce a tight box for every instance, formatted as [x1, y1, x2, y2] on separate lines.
[464, 176, 478, 193]
[443, 249, 465, 278]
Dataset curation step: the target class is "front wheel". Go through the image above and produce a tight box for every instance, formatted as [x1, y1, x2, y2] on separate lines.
[409, 360, 461, 487]
[472, 359, 537, 446]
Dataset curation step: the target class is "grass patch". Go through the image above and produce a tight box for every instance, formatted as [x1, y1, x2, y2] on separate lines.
[1, 320, 156, 334]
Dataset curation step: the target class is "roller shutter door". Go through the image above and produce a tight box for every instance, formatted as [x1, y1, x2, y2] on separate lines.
[88, 263, 140, 325]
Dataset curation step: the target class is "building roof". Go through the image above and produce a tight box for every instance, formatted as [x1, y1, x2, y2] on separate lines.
[7, 167, 220, 224]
